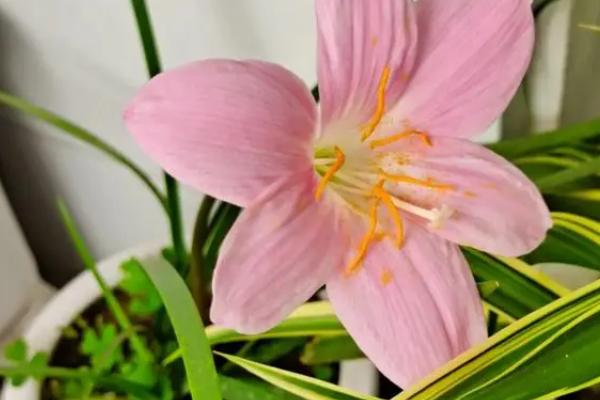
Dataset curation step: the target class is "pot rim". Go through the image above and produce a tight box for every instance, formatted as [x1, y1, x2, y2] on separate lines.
[1, 242, 163, 400]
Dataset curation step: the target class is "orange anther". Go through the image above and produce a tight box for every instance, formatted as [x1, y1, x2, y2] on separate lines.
[369, 130, 432, 149]
[373, 184, 404, 248]
[345, 199, 380, 276]
[361, 67, 391, 142]
[379, 171, 454, 192]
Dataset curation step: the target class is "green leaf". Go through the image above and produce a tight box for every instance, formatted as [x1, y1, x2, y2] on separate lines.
[535, 156, 600, 192]
[163, 301, 346, 366]
[206, 301, 345, 346]
[525, 212, 600, 270]
[139, 255, 221, 400]
[464, 248, 569, 319]
[488, 118, 600, 159]
[394, 278, 600, 400]
[219, 375, 302, 400]
[477, 281, 501, 298]
[28, 353, 50, 380]
[120, 359, 158, 388]
[119, 258, 163, 316]
[0, 90, 167, 212]
[301, 336, 363, 366]
[546, 190, 600, 220]
[216, 352, 380, 400]
[246, 339, 307, 366]
[204, 202, 241, 272]
[4, 339, 27, 362]
[80, 324, 124, 371]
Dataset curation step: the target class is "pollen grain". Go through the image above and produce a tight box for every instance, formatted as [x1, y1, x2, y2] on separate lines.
[380, 269, 394, 287]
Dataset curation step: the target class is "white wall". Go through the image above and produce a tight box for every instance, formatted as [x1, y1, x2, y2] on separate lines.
[0, 0, 316, 285]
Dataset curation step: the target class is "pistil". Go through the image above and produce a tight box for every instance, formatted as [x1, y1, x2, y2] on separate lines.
[315, 146, 345, 200]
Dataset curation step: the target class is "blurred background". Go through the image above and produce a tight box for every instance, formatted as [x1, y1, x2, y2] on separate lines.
[0, 0, 598, 345]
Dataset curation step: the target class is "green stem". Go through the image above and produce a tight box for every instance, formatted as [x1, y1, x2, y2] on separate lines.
[203, 203, 241, 273]
[130, 0, 162, 77]
[0, 366, 157, 399]
[0, 90, 167, 213]
[165, 173, 188, 275]
[57, 200, 153, 363]
[189, 196, 217, 322]
[130, 0, 188, 276]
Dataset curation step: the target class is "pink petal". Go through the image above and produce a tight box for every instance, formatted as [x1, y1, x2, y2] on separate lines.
[124, 60, 317, 206]
[390, 0, 534, 138]
[327, 223, 486, 388]
[210, 172, 349, 334]
[384, 136, 552, 256]
[316, 0, 417, 128]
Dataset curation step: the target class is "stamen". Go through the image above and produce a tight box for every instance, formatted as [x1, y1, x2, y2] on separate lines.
[369, 130, 432, 149]
[361, 67, 391, 142]
[315, 146, 345, 201]
[379, 170, 455, 191]
[373, 184, 404, 247]
[345, 199, 380, 276]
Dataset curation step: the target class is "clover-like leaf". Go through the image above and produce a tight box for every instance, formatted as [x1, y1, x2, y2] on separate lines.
[80, 324, 123, 371]
[119, 258, 163, 316]
[4, 339, 27, 363]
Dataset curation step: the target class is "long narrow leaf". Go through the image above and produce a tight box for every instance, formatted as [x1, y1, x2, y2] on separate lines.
[535, 156, 600, 192]
[488, 118, 600, 159]
[206, 302, 345, 345]
[219, 375, 301, 400]
[546, 190, 600, 220]
[163, 302, 347, 366]
[464, 249, 569, 319]
[216, 352, 380, 400]
[525, 212, 600, 270]
[141, 256, 221, 400]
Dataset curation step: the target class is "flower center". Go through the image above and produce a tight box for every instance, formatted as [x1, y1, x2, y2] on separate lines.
[313, 67, 456, 276]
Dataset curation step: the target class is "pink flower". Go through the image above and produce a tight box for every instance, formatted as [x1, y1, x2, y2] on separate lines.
[124, 0, 551, 388]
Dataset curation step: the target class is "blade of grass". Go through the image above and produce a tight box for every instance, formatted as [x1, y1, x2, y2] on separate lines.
[535, 156, 600, 192]
[57, 200, 153, 363]
[140, 255, 222, 400]
[0, 90, 167, 212]
[488, 118, 600, 159]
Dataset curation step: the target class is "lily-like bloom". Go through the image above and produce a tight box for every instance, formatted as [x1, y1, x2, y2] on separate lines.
[124, 0, 551, 388]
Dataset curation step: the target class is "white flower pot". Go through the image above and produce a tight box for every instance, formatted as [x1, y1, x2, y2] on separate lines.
[1, 243, 377, 399]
